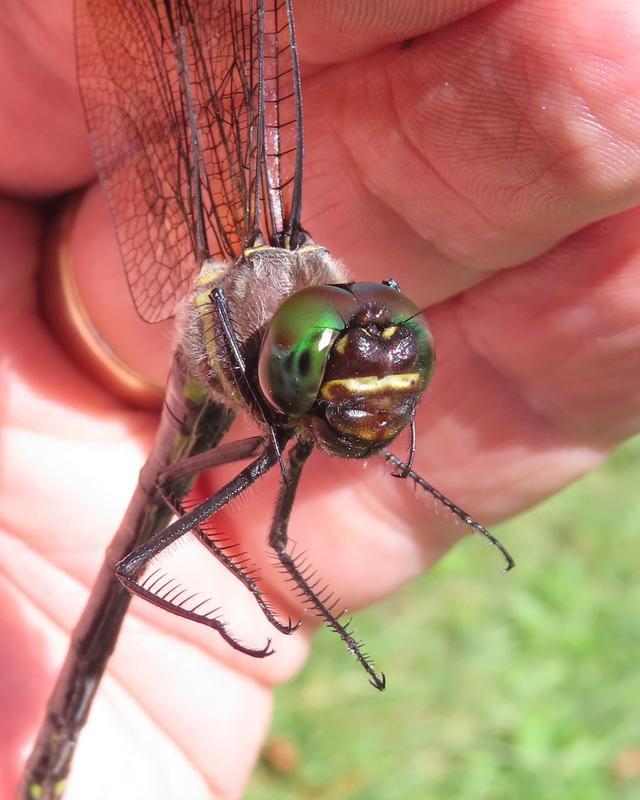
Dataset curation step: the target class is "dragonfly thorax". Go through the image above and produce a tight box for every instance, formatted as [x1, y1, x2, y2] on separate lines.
[180, 244, 346, 415]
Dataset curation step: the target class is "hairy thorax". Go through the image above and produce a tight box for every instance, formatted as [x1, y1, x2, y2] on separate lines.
[178, 245, 347, 419]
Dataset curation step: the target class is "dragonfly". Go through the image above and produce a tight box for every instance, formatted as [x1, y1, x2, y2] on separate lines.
[21, 1, 514, 797]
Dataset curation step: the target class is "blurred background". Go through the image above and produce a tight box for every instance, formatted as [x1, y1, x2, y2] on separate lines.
[246, 436, 640, 800]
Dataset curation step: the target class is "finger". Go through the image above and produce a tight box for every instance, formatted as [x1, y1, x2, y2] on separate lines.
[445, 209, 640, 450]
[406, 208, 640, 524]
[412, 206, 640, 515]
[296, 0, 494, 63]
[0, 0, 91, 194]
[231, 207, 640, 613]
[303, 0, 640, 305]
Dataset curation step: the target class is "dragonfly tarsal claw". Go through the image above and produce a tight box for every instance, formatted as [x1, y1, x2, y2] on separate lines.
[257, 605, 303, 635]
[285, 616, 304, 634]
[369, 672, 387, 692]
[265, 610, 304, 634]
[243, 639, 276, 659]
[219, 628, 276, 659]
[500, 554, 516, 573]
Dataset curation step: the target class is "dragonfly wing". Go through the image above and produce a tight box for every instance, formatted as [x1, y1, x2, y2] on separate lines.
[259, 0, 304, 246]
[76, 0, 304, 322]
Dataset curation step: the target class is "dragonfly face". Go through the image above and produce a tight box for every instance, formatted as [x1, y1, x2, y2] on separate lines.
[259, 279, 435, 457]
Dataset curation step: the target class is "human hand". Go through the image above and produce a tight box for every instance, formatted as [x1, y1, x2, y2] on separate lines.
[2, 1, 640, 799]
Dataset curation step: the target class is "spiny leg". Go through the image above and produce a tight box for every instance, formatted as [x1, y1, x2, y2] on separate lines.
[117, 432, 292, 657]
[211, 286, 288, 481]
[154, 435, 301, 635]
[382, 450, 515, 572]
[157, 435, 264, 484]
[269, 440, 386, 690]
[390, 415, 417, 478]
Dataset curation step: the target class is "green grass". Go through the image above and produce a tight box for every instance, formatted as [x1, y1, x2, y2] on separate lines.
[246, 437, 640, 800]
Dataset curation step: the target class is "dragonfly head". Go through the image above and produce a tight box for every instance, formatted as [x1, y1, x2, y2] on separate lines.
[258, 281, 435, 458]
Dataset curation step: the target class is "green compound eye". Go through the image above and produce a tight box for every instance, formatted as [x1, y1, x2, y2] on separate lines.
[258, 285, 354, 416]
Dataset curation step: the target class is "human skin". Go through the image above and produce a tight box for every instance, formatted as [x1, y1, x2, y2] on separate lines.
[1, 0, 640, 798]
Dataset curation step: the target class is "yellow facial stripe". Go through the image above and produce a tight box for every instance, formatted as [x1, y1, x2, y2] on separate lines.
[320, 373, 421, 401]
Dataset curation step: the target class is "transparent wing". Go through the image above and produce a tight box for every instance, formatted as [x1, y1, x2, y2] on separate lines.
[76, 0, 303, 322]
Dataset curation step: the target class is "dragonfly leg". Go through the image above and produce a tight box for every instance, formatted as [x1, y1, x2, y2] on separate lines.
[157, 435, 264, 485]
[191, 515, 302, 636]
[144, 435, 262, 535]
[269, 440, 387, 691]
[211, 286, 288, 480]
[382, 449, 516, 572]
[390, 415, 417, 478]
[116, 433, 293, 657]
[154, 436, 302, 636]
